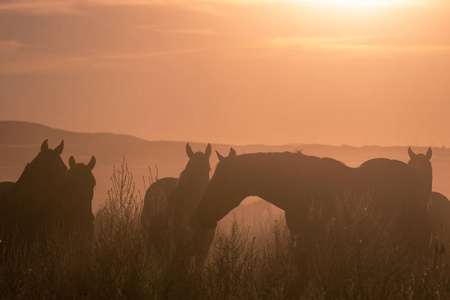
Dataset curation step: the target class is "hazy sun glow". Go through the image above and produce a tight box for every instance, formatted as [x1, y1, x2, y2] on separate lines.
[282, 0, 408, 7]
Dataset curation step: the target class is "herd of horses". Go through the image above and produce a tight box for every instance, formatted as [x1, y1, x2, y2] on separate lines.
[0, 139, 449, 262]
[0, 140, 96, 252]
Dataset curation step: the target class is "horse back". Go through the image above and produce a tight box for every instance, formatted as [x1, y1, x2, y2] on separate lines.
[141, 177, 178, 224]
[358, 158, 426, 202]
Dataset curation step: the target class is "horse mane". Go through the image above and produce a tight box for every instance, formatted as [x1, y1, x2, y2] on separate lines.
[297, 151, 347, 167]
[14, 163, 32, 185]
[235, 151, 349, 170]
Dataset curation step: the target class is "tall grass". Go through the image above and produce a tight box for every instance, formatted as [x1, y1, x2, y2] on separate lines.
[0, 159, 448, 299]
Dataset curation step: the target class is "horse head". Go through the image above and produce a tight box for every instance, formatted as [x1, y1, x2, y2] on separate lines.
[36, 139, 67, 178]
[407, 147, 432, 196]
[184, 143, 212, 175]
[196, 148, 239, 229]
[17, 139, 68, 196]
[176, 143, 212, 213]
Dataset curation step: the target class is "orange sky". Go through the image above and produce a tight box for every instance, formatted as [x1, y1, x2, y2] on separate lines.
[1, 0, 449, 146]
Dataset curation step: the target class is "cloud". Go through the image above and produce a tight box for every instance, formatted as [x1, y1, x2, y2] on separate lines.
[0, 0, 435, 16]
[0, 47, 212, 75]
[0, 40, 24, 52]
[0, 0, 195, 15]
[0, 0, 254, 16]
[271, 35, 450, 57]
[135, 25, 216, 35]
[0, 1, 83, 15]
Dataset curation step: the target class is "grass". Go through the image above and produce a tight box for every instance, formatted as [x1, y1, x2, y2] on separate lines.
[0, 158, 449, 299]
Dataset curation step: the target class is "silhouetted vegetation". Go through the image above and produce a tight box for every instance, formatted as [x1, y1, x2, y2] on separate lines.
[0, 159, 448, 299]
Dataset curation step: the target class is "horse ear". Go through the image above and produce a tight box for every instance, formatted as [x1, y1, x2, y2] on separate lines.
[55, 140, 64, 155]
[426, 147, 432, 160]
[205, 143, 212, 158]
[87, 156, 96, 170]
[41, 139, 49, 152]
[216, 151, 225, 162]
[69, 156, 76, 168]
[229, 148, 236, 158]
[408, 147, 415, 159]
[186, 143, 194, 158]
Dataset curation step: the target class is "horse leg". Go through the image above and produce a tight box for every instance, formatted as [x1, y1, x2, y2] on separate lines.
[285, 210, 313, 298]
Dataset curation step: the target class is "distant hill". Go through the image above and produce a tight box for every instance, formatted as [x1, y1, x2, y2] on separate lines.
[0, 120, 149, 146]
[0, 121, 185, 166]
[1, 121, 449, 217]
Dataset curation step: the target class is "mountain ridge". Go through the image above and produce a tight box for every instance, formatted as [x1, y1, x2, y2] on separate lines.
[2, 120, 449, 212]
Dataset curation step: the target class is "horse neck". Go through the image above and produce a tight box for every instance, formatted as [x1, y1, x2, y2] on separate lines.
[63, 179, 94, 226]
[409, 161, 433, 196]
[67, 175, 93, 198]
[170, 171, 209, 217]
[228, 154, 301, 210]
[14, 163, 58, 198]
[231, 153, 351, 211]
[418, 171, 432, 196]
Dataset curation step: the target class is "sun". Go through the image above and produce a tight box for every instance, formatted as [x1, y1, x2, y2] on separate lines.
[279, 0, 408, 7]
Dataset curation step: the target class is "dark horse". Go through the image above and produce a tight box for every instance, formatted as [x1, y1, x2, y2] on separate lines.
[0, 182, 14, 196]
[141, 143, 215, 263]
[407, 147, 433, 197]
[0, 140, 67, 247]
[407, 147, 450, 237]
[63, 156, 96, 239]
[197, 149, 430, 253]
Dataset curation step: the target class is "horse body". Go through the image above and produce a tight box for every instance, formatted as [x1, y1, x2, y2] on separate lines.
[141, 177, 178, 224]
[142, 143, 214, 262]
[197, 151, 430, 251]
[407, 147, 450, 237]
[141, 177, 178, 247]
[429, 192, 450, 235]
[198, 152, 356, 229]
[0, 140, 67, 245]
[0, 182, 14, 196]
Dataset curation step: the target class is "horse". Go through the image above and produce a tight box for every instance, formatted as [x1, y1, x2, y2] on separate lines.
[62, 156, 96, 239]
[0, 140, 67, 247]
[407, 147, 450, 237]
[141, 143, 215, 264]
[407, 147, 433, 197]
[197, 149, 430, 254]
[0, 182, 14, 196]
[141, 177, 178, 236]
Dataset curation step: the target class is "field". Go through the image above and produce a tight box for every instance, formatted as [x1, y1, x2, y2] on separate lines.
[0, 160, 448, 299]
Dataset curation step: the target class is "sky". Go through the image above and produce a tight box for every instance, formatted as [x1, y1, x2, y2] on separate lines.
[1, 0, 450, 146]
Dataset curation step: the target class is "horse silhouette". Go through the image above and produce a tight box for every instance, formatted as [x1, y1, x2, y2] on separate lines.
[0, 182, 14, 196]
[197, 149, 430, 253]
[0, 140, 67, 247]
[407, 147, 450, 237]
[141, 177, 178, 237]
[62, 156, 96, 239]
[141, 143, 214, 263]
[407, 147, 433, 197]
